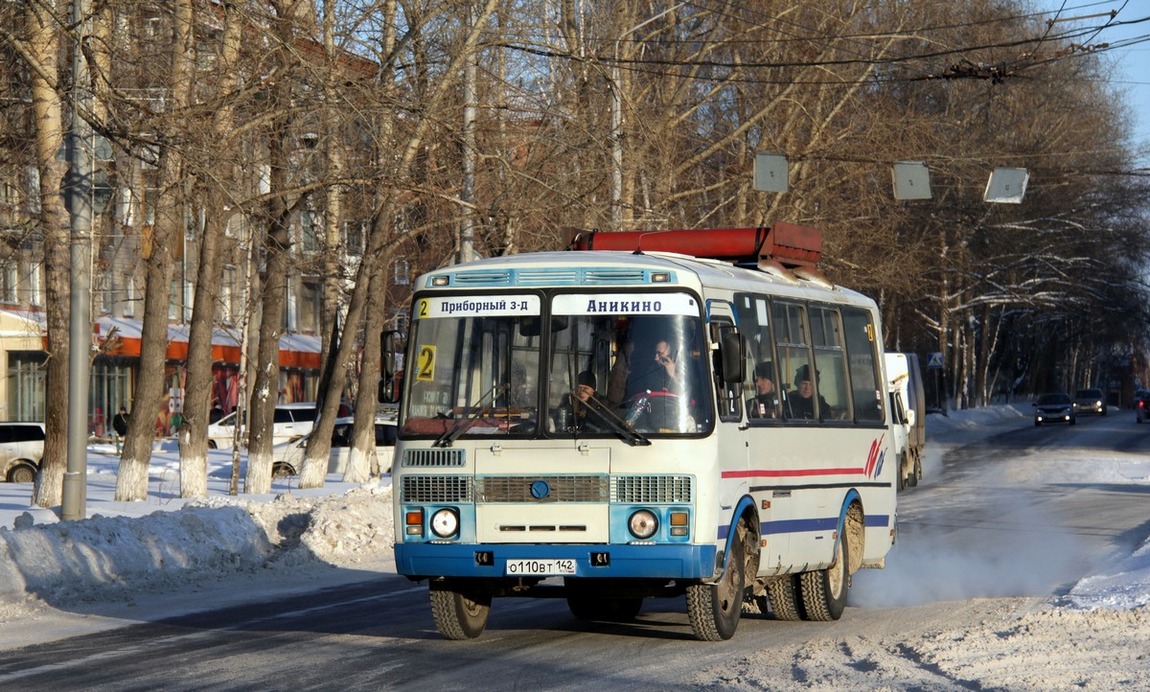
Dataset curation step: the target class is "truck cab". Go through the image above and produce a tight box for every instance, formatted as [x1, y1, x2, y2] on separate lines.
[885, 352, 926, 490]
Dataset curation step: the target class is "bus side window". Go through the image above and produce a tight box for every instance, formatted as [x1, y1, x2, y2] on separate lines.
[810, 306, 850, 421]
[734, 294, 781, 422]
[773, 301, 815, 421]
[842, 306, 884, 423]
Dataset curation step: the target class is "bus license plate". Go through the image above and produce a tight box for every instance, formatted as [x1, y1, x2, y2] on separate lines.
[505, 559, 577, 576]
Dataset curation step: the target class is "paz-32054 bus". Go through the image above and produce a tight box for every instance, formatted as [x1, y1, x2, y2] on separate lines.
[386, 223, 896, 641]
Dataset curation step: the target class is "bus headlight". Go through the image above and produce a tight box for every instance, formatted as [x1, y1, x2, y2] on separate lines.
[628, 510, 658, 539]
[430, 508, 459, 538]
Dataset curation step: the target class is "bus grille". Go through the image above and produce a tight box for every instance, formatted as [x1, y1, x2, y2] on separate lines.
[401, 448, 466, 468]
[611, 475, 693, 503]
[478, 475, 608, 503]
[583, 268, 652, 284]
[452, 270, 512, 285]
[401, 475, 474, 503]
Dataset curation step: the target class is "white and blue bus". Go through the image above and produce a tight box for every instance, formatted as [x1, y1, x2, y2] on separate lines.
[387, 223, 896, 641]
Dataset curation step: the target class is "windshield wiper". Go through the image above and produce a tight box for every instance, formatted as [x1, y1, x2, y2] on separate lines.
[434, 383, 509, 448]
[579, 393, 651, 447]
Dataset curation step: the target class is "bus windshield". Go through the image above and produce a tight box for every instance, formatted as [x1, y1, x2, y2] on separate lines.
[401, 295, 543, 441]
[399, 291, 712, 441]
[547, 292, 712, 436]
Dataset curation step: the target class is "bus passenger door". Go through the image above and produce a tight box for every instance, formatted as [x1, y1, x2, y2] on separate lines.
[708, 304, 749, 514]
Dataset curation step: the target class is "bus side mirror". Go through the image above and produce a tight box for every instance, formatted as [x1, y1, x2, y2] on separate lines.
[379, 330, 398, 403]
[718, 328, 745, 384]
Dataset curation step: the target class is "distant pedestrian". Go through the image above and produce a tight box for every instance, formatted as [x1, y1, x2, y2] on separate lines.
[112, 406, 129, 453]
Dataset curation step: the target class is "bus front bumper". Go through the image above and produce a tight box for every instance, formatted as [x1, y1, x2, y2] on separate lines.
[394, 542, 717, 580]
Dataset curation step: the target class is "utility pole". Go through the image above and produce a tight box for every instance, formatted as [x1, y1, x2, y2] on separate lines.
[62, 0, 94, 521]
[458, 2, 478, 264]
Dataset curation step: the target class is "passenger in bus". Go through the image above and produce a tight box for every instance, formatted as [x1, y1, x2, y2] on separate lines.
[789, 364, 829, 420]
[747, 361, 779, 418]
[555, 371, 608, 432]
[625, 338, 684, 399]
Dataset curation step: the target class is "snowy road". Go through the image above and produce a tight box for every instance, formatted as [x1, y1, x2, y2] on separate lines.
[1, 409, 1148, 689]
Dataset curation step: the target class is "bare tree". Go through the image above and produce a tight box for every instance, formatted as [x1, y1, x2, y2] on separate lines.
[14, 0, 71, 510]
[246, 0, 312, 495]
[178, 0, 245, 497]
[115, 0, 195, 501]
[296, 0, 501, 485]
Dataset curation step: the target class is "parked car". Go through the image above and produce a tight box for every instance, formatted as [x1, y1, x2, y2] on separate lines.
[206, 402, 323, 449]
[269, 412, 398, 477]
[0, 422, 46, 483]
[1072, 388, 1107, 416]
[1034, 393, 1076, 426]
[1136, 391, 1150, 423]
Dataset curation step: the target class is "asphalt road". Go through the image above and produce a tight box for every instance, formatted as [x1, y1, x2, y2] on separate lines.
[1, 410, 1147, 690]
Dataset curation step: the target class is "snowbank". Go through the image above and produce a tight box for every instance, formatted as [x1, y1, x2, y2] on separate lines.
[0, 485, 396, 606]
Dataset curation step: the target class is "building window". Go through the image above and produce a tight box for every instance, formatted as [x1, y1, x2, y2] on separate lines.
[298, 279, 321, 334]
[299, 210, 319, 253]
[221, 265, 235, 324]
[392, 257, 409, 286]
[29, 263, 41, 306]
[1, 262, 17, 304]
[343, 220, 365, 257]
[7, 352, 47, 422]
[123, 278, 135, 317]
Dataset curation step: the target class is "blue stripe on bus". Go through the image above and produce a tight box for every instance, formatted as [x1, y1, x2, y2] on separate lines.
[717, 513, 892, 540]
[394, 542, 716, 580]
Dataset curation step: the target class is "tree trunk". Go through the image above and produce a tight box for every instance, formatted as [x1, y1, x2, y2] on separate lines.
[178, 1, 242, 497]
[345, 268, 387, 483]
[24, 0, 70, 510]
[116, 0, 194, 501]
[297, 0, 349, 490]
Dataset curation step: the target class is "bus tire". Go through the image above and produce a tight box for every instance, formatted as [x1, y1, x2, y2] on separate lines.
[911, 454, 922, 486]
[799, 532, 849, 621]
[766, 574, 804, 621]
[429, 582, 491, 640]
[567, 595, 644, 622]
[686, 528, 745, 641]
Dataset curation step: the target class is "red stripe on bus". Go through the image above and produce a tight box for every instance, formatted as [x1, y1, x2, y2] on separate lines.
[722, 468, 864, 479]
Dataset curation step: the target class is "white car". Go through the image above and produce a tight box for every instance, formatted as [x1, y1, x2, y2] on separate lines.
[269, 414, 397, 477]
[206, 402, 321, 449]
[0, 422, 45, 483]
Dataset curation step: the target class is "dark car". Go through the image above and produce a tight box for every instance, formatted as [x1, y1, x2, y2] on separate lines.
[1072, 388, 1107, 416]
[1034, 393, 1076, 426]
[1136, 391, 1150, 423]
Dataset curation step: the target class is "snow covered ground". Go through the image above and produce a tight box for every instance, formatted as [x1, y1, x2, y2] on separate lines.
[1, 406, 1148, 688]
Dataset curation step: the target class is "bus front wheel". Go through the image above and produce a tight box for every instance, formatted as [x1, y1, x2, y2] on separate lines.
[686, 529, 745, 641]
[429, 582, 491, 640]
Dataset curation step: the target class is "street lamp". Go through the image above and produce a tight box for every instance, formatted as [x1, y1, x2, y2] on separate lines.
[610, 3, 686, 230]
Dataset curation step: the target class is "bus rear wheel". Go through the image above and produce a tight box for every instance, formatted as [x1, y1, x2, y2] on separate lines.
[799, 533, 849, 621]
[429, 582, 491, 640]
[686, 529, 745, 641]
[765, 574, 804, 621]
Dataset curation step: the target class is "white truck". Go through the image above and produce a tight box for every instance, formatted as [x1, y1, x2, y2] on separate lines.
[885, 352, 926, 491]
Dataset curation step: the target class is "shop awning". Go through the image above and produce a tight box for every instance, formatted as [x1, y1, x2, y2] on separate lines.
[91, 316, 322, 369]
